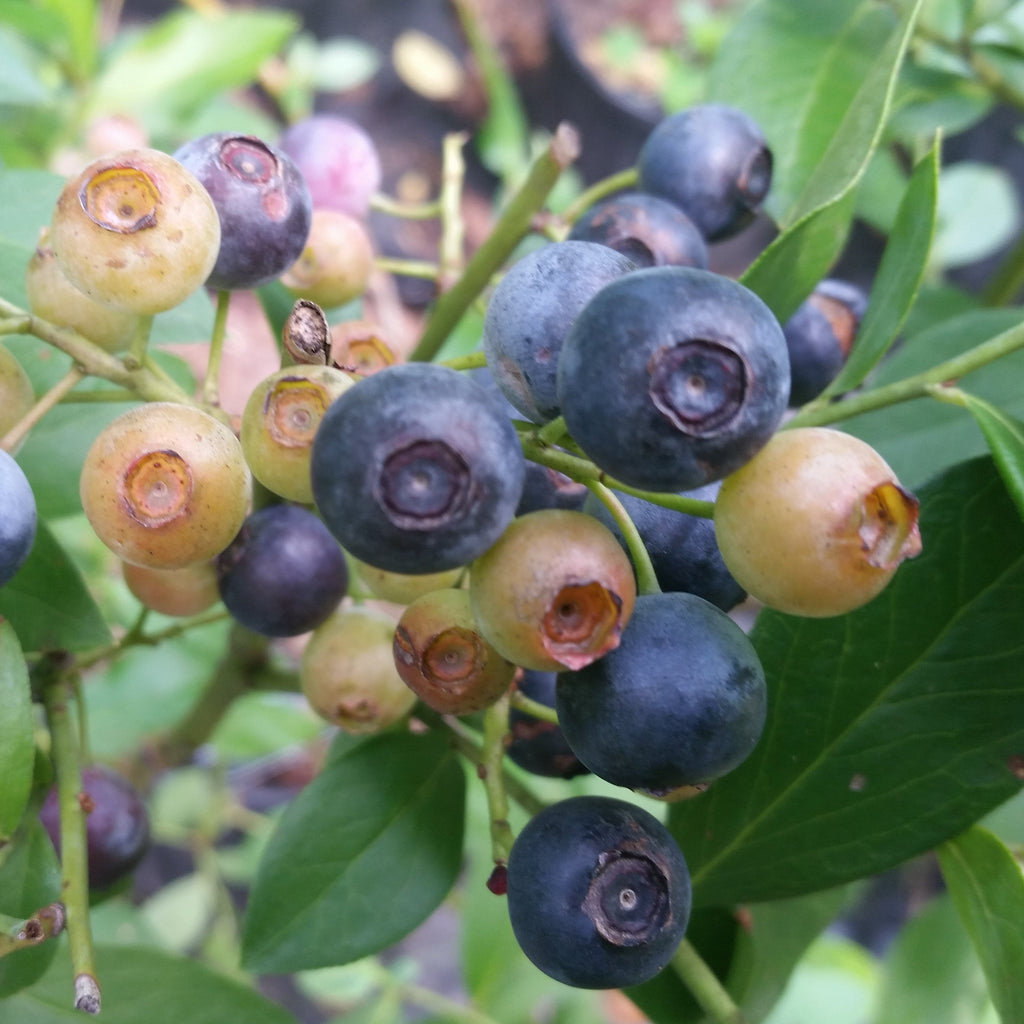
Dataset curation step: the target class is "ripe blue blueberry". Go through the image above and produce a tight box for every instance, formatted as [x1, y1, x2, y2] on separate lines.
[173, 132, 312, 290]
[216, 504, 348, 637]
[0, 449, 36, 587]
[568, 192, 708, 270]
[557, 266, 790, 492]
[507, 670, 590, 779]
[784, 278, 868, 406]
[583, 482, 746, 612]
[556, 592, 767, 792]
[311, 363, 526, 574]
[483, 240, 635, 423]
[506, 794, 691, 989]
[638, 104, 772, 241]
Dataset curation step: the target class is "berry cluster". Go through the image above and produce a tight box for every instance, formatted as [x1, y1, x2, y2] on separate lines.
[5, 101, 925, 991]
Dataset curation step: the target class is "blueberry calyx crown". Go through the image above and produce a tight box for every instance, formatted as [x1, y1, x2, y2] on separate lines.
[582, 847, 672, 947]
[648, 338, 749, 436]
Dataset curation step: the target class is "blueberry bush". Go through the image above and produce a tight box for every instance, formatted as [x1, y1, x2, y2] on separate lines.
[2, 1, 1024, 1022]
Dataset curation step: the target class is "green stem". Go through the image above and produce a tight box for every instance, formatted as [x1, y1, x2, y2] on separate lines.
[481, 693, 515, 866]
[410, 123, 581, 362]
[672, 938, 747, 1024]
[125, 313, 154, 369]
[559, 166, 639, 226]
[0, 904, 66, 960]
[56, 388, 138, 403]
[42, 672, 100, 1014]
[369, 960, 501, 1024]
[785, 316, 1024, 429]
[374, 256, 442, 280]
[152, 625, 297, 768]
[439, 132, 469, 290]
[0, 316, 31, 336]
[518, 430, 715, 517]
[536, 414, 568, 446]
[369, 192, 443, 220]
[440, 350, 488, 371]
[0, 299, 198, 406]
[424, 709, 546, 816]
[586, 480, 660, 595]
[204, 289, 232, 407]
[1, 367, 84, 452]
[74, 607, 229, 672]
[509, 688, 559, 725]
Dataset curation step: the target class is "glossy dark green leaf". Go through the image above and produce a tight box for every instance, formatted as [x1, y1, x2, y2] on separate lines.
[242, 730, 465, 974]
[670, 456, 1024, 907]
[0, 819, 62, 998]
[0, 621, 33, 841]
[937, 827, 1024, 1024]
[9, 944, 295, 1023]
[843, 308, 1024, 490]
[960, 392, 1024, 523]
[0, 519, 112, 653]
[88, 8, 298, 125]
[826, 139, 940, 397]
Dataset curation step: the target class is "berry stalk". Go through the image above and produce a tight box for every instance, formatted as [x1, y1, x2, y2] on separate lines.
[410, 123, 581, 362]
[41, 668, 101, 1014]
[672, 937, 748, 1024]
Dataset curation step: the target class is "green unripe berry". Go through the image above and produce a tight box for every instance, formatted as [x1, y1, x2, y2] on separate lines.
[393, 588, 516, 714]
[49, 148, 221, 314]
[301, 606, 417, 733]
[240, 364, 355, 503]
[714, 427, 922, 617]
[0, 343, 34, 443]
[25, 227, 142, 352]
[80, 402, 251, 569]
[470, 509, 637, 672]
[280, 208, 375, 309]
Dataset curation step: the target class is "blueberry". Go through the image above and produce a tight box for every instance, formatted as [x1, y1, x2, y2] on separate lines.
[568, 193, 708, 270]
[216, 504, 349, 637]
[638, 104, 772, 241]
[506, 794, 691, 989]
[173, 132, 312, 290]
[483, 240, 635, 423]
[311, 363, 526, 574]
[583, 482, 746, 611]
[507, 670, 589, 779]
[784, 278, 868, 406]
[0, 449, 37, 587]
[557, 266, 790, 493]
[556, 592, 767, 792]
[39, 764, 151, 892]
[278, 114, 382, 220]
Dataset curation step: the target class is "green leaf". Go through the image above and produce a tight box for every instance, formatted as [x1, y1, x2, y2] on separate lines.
[938, 827, 1024, 1024]
[843, 307, 1024, 490]
[825, 138, 940, 397]
[740, 191, 855, 323]
[88, 8, 298, 127]
[732, 0, 924, 322]
[10, 944, 296, 1023]
[960, 393, 1024, 523]
[709, 0, 922, 228]
[669, 456, 1024, 907]
[0, 819, 62, 998]
[0, 621, 34, 841]
[242, 730, 466, 974]
[873, 892, 993, 1024]
[0, 519, 112, 653]
[730, 888, 854, 1023]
